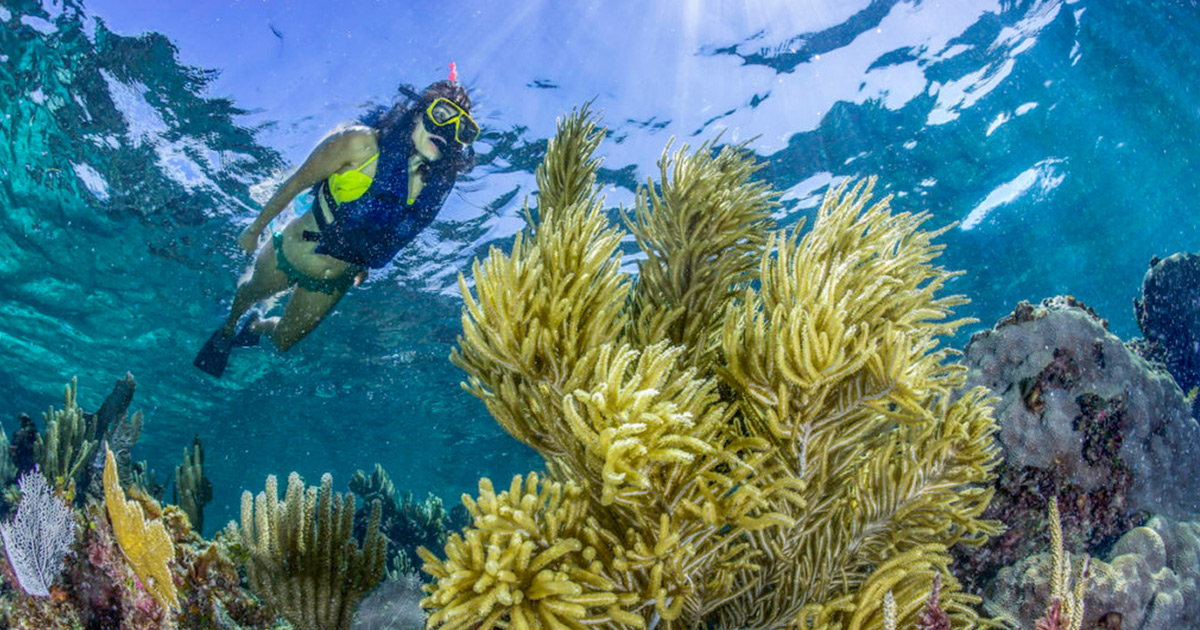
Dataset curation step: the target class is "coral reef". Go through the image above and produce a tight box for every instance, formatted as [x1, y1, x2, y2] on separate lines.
[428, 106, 1003, 630]
[350, 463, 470, 576]
[987, 514, 1200, 629]
[1, 378, 276, 630]
[1133, 252, 1200, 417]
[24, 374, 150, 506]
[956, 297, 1200, 586]
[234, 471, 387, 630]
[2, 467, 273, 630]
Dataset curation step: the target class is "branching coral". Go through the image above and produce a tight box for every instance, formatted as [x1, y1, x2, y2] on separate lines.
[173, 436, 211, 534]
[35, 378, 96, 494]
[624, 138, 777, 373]
[350, 464, 468, 576]
[235, 472, 386, 630]
[438, 105, 1002, 630]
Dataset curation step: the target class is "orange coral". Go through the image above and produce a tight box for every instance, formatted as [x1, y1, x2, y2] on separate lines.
[103, 444, 179, 612]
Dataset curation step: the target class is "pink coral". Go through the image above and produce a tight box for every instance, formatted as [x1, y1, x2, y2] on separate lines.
[916, 574, 950, 630]
[1034, 600, 1066, 630]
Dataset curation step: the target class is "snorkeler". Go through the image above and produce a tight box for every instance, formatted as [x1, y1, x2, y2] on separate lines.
[193, 66, 479, 377]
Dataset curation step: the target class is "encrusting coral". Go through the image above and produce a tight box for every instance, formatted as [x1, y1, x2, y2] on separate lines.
[426, 105, 1003, 630]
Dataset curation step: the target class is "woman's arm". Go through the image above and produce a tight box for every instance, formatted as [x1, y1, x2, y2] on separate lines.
[240, 127, 377, 253]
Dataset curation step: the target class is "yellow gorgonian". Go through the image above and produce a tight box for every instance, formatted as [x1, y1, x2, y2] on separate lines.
[103, 444, 179, 612]
[442, 104, 1004, 630]
[420, 473, 642, 630]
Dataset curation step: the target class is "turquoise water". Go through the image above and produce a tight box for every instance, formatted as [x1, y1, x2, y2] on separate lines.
[2, 0, 1198, 534]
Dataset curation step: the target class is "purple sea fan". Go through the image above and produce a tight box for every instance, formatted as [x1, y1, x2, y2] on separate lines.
[0, 468, 77, 596]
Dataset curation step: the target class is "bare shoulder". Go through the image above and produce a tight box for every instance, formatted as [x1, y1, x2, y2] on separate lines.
[323, 124, 378, 159]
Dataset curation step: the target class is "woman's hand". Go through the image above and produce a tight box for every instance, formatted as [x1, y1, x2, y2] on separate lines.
[239, 226, 263, 254]
[353, 269, 369, 287]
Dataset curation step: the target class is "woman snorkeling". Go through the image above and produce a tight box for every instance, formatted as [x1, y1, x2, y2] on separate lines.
[194, 67, 479, 378]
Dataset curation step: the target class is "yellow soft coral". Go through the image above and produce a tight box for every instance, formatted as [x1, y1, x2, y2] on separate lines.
[421, 473, 642, 630]
[436, 105, 1002, 630]
[103, 443, 179, 611]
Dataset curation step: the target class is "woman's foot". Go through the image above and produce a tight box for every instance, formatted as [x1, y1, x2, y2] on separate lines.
[250, 315, 280, 340]
[230, 311, 262, 347]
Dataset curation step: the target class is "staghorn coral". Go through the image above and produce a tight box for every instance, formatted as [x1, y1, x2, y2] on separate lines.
[103, 443, 180, 612]
[435, 105, 1002, 630]
[234, 471, 386, 630]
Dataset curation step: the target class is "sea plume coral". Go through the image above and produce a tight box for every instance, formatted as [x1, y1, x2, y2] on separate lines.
[436, 105, 1001, 630]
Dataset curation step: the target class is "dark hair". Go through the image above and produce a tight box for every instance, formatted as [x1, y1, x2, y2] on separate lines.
[361, 81, 475, 177]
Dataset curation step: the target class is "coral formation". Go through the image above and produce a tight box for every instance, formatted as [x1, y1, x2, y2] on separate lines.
[86, 373, 147, 499]
[173, 436, 212, 534]
[349, 463, 469, 576]
[34, 378, 95, 495]
[957, 297, 1200, 585]
[0, 469, 76, 597]
[987, 514, 1200, 629]
[0, 425, 15, 492]
[2, 423, 273, 628]
[353, 571, 430, 630]
[103, 443, 180, 611]
[234, 471, 387, 630]
[1134, 252, 1200, 417]
[430, 105, 1003, 630]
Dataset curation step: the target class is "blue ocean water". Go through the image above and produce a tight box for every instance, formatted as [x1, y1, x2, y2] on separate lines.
[2, 0, 1198, 535]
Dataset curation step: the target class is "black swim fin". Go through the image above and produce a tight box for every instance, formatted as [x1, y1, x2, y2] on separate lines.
[193, 314, 262, 378]
[193, 328, 234, 378]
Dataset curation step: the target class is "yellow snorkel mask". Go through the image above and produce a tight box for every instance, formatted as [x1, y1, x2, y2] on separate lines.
[425, 98, 479, 146]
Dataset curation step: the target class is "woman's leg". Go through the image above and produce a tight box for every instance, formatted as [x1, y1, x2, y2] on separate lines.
[254, 285, 347, 352]
[222, 238, 292, 336]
